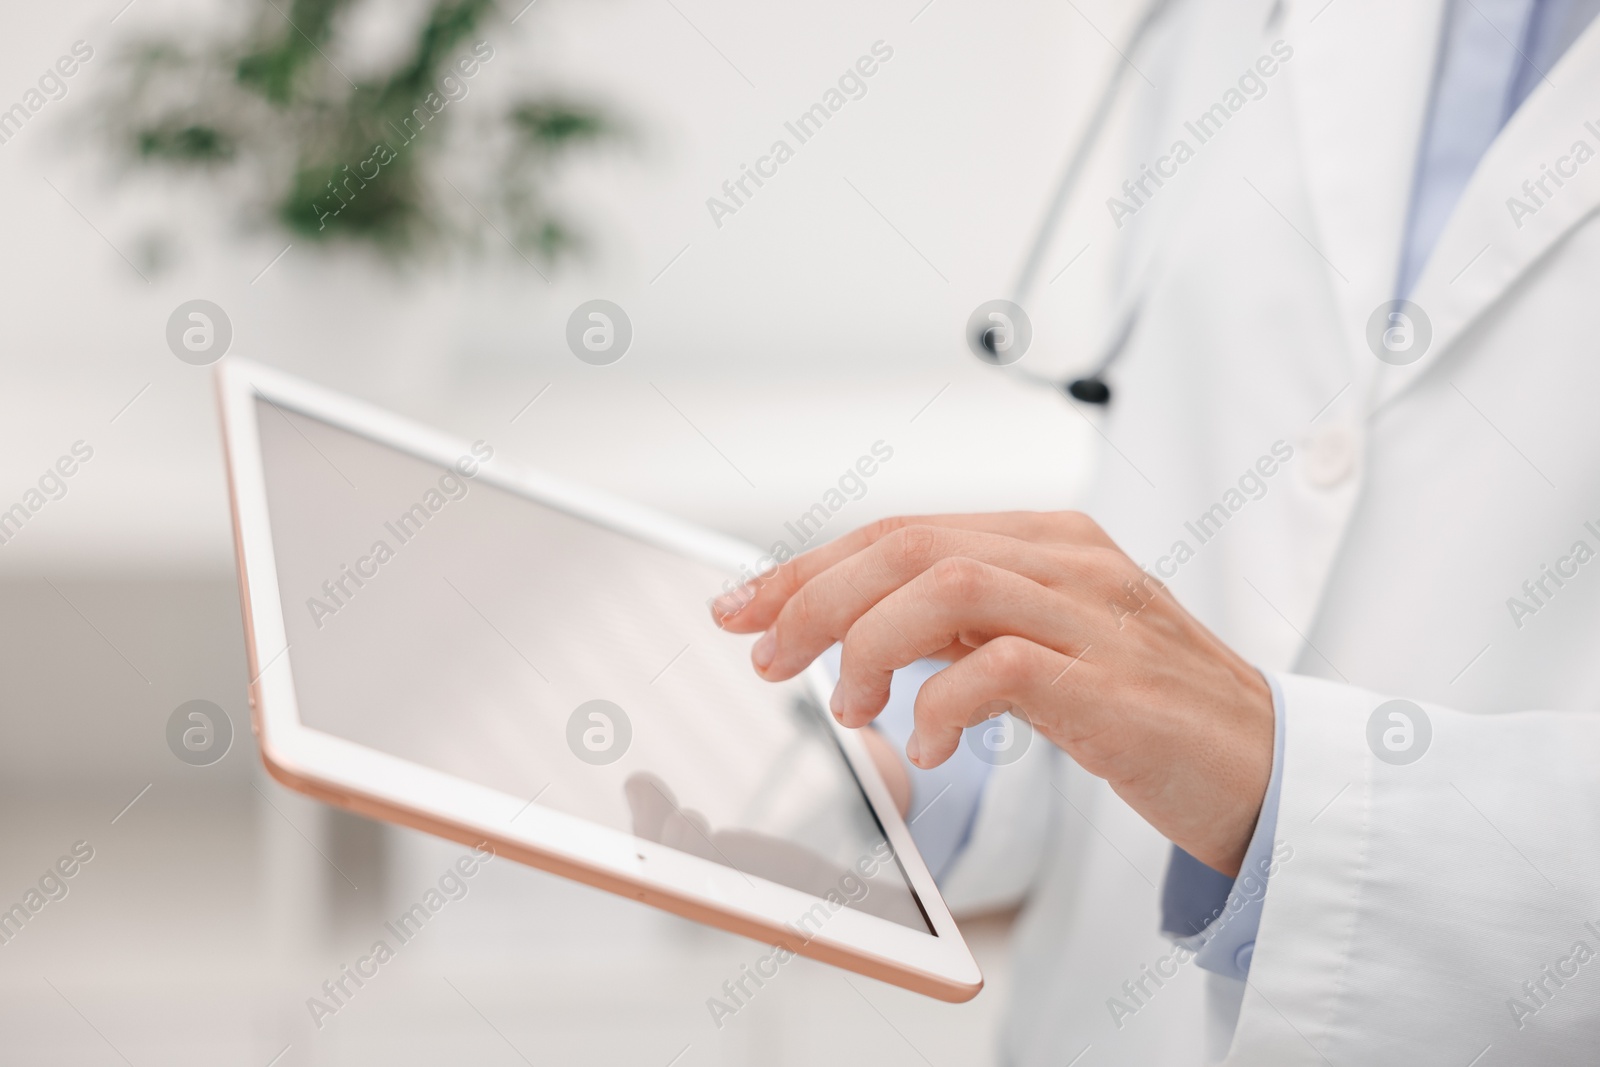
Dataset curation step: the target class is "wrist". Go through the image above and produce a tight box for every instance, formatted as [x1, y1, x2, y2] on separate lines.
[1162, 663, 1275, 877]
[1202, 666, 1276, 876]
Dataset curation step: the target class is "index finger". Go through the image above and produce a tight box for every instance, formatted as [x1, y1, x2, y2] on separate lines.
[712, 511, 1110, 633]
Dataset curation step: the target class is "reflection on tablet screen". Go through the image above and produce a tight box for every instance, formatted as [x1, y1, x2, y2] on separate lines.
[254, 399, 931, 933]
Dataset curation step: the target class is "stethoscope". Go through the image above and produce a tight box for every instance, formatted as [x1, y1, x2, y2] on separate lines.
[969, 0, 1178, 407]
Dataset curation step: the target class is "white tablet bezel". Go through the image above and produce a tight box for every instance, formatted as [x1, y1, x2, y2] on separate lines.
[216, 358, 982, 1001]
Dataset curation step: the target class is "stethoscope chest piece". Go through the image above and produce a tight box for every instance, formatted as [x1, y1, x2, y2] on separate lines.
[1064, 377, 1112, 405]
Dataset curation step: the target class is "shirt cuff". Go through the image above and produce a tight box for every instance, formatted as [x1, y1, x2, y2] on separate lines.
[819, 646, 991, 881]
[1159, 671, 1286, 981]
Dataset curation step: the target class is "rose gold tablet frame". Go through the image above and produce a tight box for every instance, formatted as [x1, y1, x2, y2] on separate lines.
[216, 358, 982, 1002]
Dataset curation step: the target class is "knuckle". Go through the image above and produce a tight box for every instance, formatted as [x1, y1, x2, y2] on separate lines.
[1059, 510, 1093, 534]
[1053, 545, 1106, 586]
[1056, 510, 1111, 546]
[886, 523, 942, 573]
[981, 634, 1037, 679]
[927, 555, 988, 602]
[1063, 510, 1103, 538]
[1093, 544, 1133, 574]
[1063, 545, 1129, 590]
[1103, 551, 1154, 594]
[863, 515, 908, 544]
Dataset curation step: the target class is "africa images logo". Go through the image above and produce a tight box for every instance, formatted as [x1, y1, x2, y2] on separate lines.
[565, 300, 633, 365]
[566, 700, 632, 765]
[166, 300, 233, 365]
[165, 700, 233, 766]
[1365, 299, 1432, 366]
[1366, 699, 1432, 766]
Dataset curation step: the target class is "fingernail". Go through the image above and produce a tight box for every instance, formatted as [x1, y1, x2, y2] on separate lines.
[906, 732, 922, 766]
[829, 687, 846, 721]
[752, 631, 775, 670]
[712, 588, 750, 619]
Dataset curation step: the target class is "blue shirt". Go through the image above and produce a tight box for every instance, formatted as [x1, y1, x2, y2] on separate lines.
[1398, 0, 1600, 296]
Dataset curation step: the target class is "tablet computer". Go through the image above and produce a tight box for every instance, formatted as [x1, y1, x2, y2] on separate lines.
[216, 359, 982, 1001]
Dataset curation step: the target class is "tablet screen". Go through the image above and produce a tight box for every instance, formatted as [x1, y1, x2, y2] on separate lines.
[254, 398, 931, 933]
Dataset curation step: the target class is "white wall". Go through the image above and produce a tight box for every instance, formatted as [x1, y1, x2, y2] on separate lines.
[0, 0, 1141, 1062]
[0, 0, 1144, 570]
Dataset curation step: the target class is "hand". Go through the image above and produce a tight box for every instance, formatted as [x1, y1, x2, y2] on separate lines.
[711, 512, 1274, 877]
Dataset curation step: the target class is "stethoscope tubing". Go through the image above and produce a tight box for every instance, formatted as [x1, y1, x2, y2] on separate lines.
[997, 0, 1178, 404]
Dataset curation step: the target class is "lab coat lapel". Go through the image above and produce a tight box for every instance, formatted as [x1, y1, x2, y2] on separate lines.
[1376, 15, 1600, 409]
[1281, 0, 1445, 401]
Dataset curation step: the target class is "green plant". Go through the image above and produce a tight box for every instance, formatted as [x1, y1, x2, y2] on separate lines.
[106, 0, 614, 262]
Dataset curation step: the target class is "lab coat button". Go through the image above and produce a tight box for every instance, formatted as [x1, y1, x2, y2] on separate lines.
[1235, 941, 1255, 974]
[1303, 423, 1359, 488]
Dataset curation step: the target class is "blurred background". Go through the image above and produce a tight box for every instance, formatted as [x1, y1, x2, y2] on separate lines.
[0, 0, 1134, 1062]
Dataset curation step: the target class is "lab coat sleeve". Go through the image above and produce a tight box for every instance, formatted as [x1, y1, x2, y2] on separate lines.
[1235, 671, 1600, 1063]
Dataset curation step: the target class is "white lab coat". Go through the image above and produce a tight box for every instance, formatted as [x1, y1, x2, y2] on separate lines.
[943, 1, 1600, 1063]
